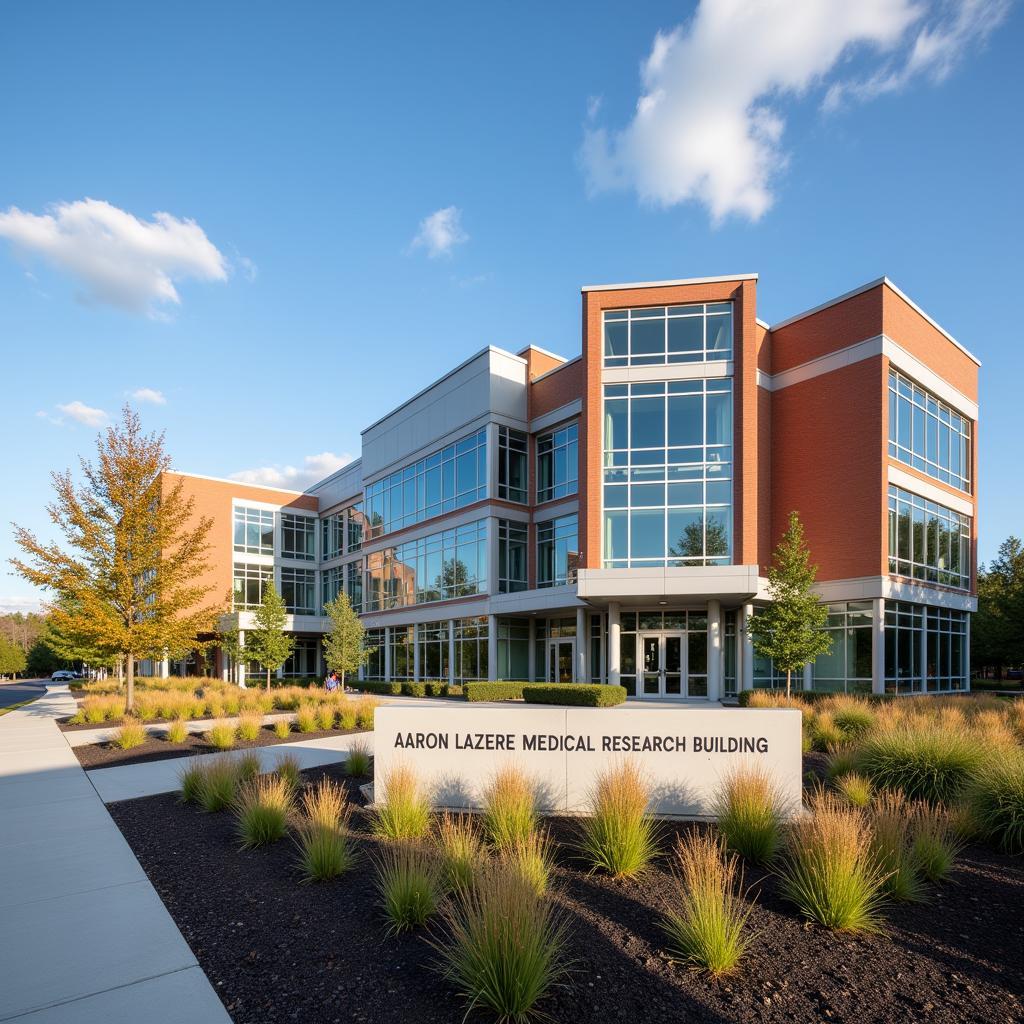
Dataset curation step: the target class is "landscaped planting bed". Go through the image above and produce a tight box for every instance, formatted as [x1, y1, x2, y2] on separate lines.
[109, 750, 1024, 1024]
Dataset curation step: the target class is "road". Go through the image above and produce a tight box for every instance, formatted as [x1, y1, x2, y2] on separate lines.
[0, 679, 45, 709]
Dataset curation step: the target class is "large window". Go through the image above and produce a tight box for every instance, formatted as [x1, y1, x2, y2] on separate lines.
[346, 560, 363, 613]
[280, 567, 317, 615]
[364, 628, 385, 679]
[321, 514, 344, 561]
[885, 602, 967, 694]
[498, 618, 530, 680]
[233, 507, 274, 555]
[888, 369, 971, 491]
[388, 626, 414, 681]
[232, 562, 272, 609]
[536, 422, 578, 503]
[281, 513, 316, 561]
[602, 379, 732, 567]
[417, 621, 450, 681]
[888, 485, 970, 590]
[811, 602, 873, 694]
[498, 519, 528, 593]
[497, 426, 528, 504]
[603, 303, 732, 368]
[283, 638, 318, 678]
[347, 503, 364, 551]
[364, 519, 488, 612]
[321, 565, 344, 610]
[453, 616, 489, 682]
[537, 514, 578, 588]
[364, 428, 487, 538]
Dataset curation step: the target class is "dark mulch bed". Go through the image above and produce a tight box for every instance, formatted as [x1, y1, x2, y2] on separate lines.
[59, 712, 296, 732]
[109, 762, 1024, 1024]
[74, 725, 362, 770]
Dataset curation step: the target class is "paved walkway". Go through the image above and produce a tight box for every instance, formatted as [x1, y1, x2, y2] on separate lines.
[0, 685, 231, 1023]
[87, 731, 375, 802]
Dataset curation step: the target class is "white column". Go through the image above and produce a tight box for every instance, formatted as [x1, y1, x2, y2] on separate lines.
[488, 614, 499, 681]
[384, 626, 392, 682]
[802, 663, 813, 691]
[159, 654, 169, 679]
[740, 604, 754, 691]
[707, 600, 722, 701]
[608, 602, 621, 688]
[413, 624, 421, 682]
[527, 617, 537, 682]
[964, 615, 971, 693]
[919, 607, 929, 694]
[448, 619, 456, 685]
[576, 606, 587, 682]
[871, 598, 886, 695]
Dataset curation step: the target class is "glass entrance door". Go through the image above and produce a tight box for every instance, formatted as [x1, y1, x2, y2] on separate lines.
[547, 639, 576, 683]
[639, 633, 689, 697]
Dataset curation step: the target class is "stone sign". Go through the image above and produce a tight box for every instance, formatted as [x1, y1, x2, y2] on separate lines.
[373, 704, 803, 818]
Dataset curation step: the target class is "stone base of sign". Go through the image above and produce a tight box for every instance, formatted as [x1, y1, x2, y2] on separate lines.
[373, 704, 802, 819]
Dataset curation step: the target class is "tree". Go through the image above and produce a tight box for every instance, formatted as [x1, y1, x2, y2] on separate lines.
[26, 636, 62, 677]
[218, 625, 246, 686]
[0, 636, 27, 679]
[246, 585, 293, 690]
[747, 511, 832, 698]
[10, 406, 220, 713]
[669, 517, 729, 560]
[973, 536, 1024, 678]
[322, 593, 372, 684]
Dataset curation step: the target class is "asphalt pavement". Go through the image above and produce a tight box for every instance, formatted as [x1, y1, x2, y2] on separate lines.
[0, 679, 46, 709]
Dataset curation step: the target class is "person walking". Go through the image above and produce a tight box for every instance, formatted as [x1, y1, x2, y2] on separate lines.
[324, 669, 340, 693]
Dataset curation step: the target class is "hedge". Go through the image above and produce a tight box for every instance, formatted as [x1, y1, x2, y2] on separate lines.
[350, 681, 403, 696]
[423, 682, 451, 697]
[463, 682, 525, 702]
[522, 683, 627, 707]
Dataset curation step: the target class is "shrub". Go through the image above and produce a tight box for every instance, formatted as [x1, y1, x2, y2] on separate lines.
[301, 777, 348, 832]
[373, 764, 431, 840]
[206, 721, 237, 751]
[375, 842, 441, 933]
[436, 812, 484, 892]
[911, 802, 963, 883]
[355, 698, 377, 730]
[274, 753, 302, 794]
[273, 718, 292, 740]
[779, 791, 887, 931]
[295, 705, 318, 733]
[855, 725, 986, 804]
[522, 683, 627, 707]
[711, 767, 785, 865]
[112, 718, 147, 750]
[178, 759, 205, 803]
[431, 863, 568, 1021]
[295, 820, 355, 882]
[967, 751, 1024, 855]
[237, 713, 262, 743]
[165, 718, 189, 744]
[353, 681, 403, 696]
[346, 739, 371, 777]
[500, 830, 555, 896]
[401, 682, 427, 697]
[577, 760, 659, 877]
[870, 791, 926, 902]
[463, 682, 524, 703]
[424, 682, 450, 698]
[482, 766, 537, 851]
[835, 773, 873, 808]
[197, 757, 243, 812]
[234, 774, 293, 848]
[662, 831, 752, 977]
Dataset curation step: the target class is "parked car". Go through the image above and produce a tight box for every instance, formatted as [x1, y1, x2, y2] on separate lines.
[50, 670, 76, 681]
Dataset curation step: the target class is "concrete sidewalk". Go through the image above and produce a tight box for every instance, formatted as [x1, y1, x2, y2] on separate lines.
[87, 731, 375, 802]
[0, 685, 231, 1023]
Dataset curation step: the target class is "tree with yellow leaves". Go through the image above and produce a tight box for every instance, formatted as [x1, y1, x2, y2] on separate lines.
[10, 406, 220, 712]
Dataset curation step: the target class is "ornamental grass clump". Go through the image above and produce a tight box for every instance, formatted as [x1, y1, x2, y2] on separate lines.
[178, 759, 206, 804]
[500, 830, 555, 896]
[295, 705, 318, 733]
[577, 761, 659, 877]
[431, 863, 569, 1022]
[375, 842, 442, 933]
[345, 739, 371, 777]
[338, 703, 357, 730]
[197, 757, 244, 812]
[911, 802, 963, 883]
[829, 698, 876, 740]
[165, 718, 189, 744]
[274, 753, 302, 794]
[301, 777, 348, 832]
[294, 818, 355, 882]
[273, 718, 292, 740]
[112, 717, 147, 750]
[234, 774, 293, 848]
[711, 766, 785, 865]
[835, 772, 873, 808]
[811, 711, 845, 752]
[870, 790, 926, 902]
[482, 766, 537, 851]
[372, 765, 431, 840]
[855, 724, 985, 805]
[825, 746, 859, 781]
[315, 704, 336, 731]
[661, 831, 753, 977]
[355, 697, 377, 730]
[436, 812, 485, 892]
[779, 791, 887, 932]
[236, 751, 262, 786]
[967, 750, 1024, 855]
[237, 713, 262, 743]
[206, 720, 237, 751]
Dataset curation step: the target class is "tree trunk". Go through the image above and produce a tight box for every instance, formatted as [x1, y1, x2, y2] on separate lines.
[786, 668, 792, 699]
[266, 667, 271, 692]
[126, 653, 135, 714]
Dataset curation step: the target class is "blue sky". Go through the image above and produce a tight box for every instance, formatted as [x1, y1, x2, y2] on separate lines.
[1, 0, 1021, 612]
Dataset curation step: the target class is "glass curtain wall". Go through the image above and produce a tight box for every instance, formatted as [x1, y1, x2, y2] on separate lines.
[603, 303, 733, 367]
[498, 519, 528, 592]
[536, 423, 578, 503]
[497, 426, 528, 503]
[281, 513, 316, 560]
[888, 485, 970, 589]
[811, 602, 872, 693]
[537, 514, 578, 587]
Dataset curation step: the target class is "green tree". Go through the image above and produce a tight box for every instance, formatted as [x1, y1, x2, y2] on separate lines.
[322, 593, 372, 685]
[0, 636, 27, 678]
[10, 407, 220, 713]
[26, 636, 62, 677]
[747, 511, 832, 698]
[246, 585, 293, 690]
[973, 536, 1024, 679]
[669, 517, 729, 560]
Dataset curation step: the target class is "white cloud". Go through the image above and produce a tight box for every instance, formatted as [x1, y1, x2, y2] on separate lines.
[0, 198, 228, 315]
[50, 401, 108, 427]
[410, 206, 468, 258]
[0, 595, 45, 615]
[129, 387, 166, 405]
[582, 0, 1007, 223]
[230, 452, 354, 490]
